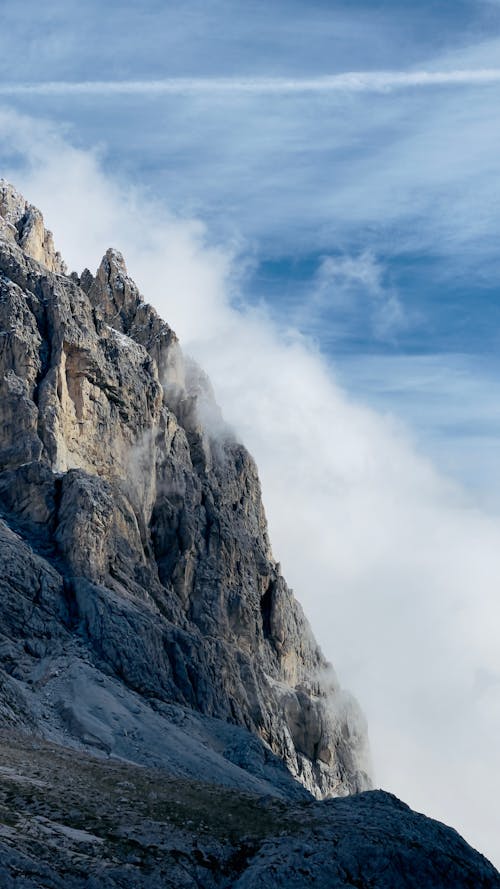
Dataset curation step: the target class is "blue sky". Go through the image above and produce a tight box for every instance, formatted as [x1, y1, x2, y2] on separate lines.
[1, 0, 494, 80]
[2, 0, 500, 499]
[2, 0, 500, 861]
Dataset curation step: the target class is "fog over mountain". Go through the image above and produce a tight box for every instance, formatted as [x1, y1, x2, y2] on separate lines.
[2, 107, 499, 867]
[0, 180, 497, 886]
[1, 1, 500, 879]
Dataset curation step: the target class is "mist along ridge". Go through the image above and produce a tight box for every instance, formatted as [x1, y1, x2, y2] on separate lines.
[0, 179, 498, 887]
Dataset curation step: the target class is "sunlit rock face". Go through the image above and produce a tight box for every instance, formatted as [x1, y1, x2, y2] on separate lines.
[0, 180, 66, 274]
[0, 184, 499, 887]
[0, 183, 371, 800]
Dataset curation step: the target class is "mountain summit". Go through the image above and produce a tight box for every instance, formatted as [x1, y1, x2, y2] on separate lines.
[0, 179, 370, 796]
[0, 182, 498, 887]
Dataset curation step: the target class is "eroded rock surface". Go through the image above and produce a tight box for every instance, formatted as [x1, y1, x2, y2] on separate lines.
[0, 185, 498, 886]
[0, 180, 66, 274]
[0, 732, 496, 889]
[0, 184, 369, 799]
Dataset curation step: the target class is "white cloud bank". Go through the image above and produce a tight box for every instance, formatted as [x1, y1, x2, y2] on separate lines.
[1, 107, 500, 866]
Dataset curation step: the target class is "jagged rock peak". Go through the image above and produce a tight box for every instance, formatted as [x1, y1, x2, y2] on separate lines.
[0, 185, 372, 802]
[0, 180, 66, 275]
[85, 247, 144, 334]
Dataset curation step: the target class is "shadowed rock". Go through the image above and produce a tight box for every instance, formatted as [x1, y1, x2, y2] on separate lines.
[0, 184, 498, 886]
[0, 183, 369, 798]
[0, 732, 496, 888]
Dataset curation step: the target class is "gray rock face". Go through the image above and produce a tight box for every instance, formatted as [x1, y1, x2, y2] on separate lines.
[232, 792, 500, 889]
[0, 184, 370, 799]
[0, 180, 66, 274]
[0, 731, 496, 889]
[0, 185, 498, 886]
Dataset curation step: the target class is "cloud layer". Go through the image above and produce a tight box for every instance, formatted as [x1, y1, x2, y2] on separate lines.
[1, 107, 500, 866]
[2, 68, 500, 96]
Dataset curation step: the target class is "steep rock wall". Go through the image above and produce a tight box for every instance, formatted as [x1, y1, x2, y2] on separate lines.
[0, 183, 370, 798]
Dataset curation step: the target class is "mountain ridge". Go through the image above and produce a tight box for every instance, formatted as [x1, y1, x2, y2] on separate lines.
[0, 180, 498, 887]
[0, 178, 370, 799]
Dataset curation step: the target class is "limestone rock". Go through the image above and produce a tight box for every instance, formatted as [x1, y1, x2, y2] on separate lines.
[0, 732, 496, 888]
[232, 792, 500, 888]
[0, 183, 498, 884]
[0, 182, 370, 799]
[0, 180, 66, 274]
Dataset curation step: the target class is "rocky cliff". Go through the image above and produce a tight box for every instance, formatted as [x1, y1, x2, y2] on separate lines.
[0, 179, 369, 799]
[0, 182, 498, 888]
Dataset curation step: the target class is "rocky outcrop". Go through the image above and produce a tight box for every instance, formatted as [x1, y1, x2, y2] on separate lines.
[0, 185, 498, 886]
[0, 731, 496, 889]
[0, 184, 370, 799]
[0, 180, 66, 274]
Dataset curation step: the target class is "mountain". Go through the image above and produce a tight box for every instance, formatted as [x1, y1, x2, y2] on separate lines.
[0, 179, 369, 799]
[0, 179, 498, 887]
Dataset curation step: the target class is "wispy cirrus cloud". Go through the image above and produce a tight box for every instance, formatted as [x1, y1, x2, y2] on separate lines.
[311, 252, 407, 340]
[2, 68, 500, 96]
